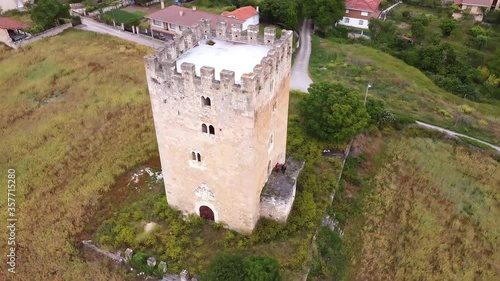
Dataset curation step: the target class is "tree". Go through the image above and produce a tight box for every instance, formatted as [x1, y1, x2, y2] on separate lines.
[410, 20, 425, 42]
[366, 98, 394, 126]
[303, 0, 345, 32]
[300, 82, 369, 143]
[31, 0, 70, 29]
[260, 0, 299, 29]
[203, 253, 246, 281]
[439, 19, 458, 37]
[244, 256, 282, 281]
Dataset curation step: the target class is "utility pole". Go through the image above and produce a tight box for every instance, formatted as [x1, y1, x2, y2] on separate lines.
[364, 83, 372, 106]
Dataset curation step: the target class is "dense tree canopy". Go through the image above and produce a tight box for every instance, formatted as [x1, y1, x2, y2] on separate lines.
[202, 253, 282, 281]
[300, 82, 369, 143]
[31, 0, 70, 29]
[439, 19, 458, 37]
[260, 0, 299, 29]
[303, 0, 345, 32]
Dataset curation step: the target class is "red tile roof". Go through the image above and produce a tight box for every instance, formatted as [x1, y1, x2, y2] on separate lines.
[221, 6, 259, 20]
[0, 17, 31, 30]
[146, 5, 243, 29]
[346, 0, 382, 12]
[454, 0, 493, 6]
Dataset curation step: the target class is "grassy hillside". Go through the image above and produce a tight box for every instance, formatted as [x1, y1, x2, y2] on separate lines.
[310, 36, 500, 144]
[327, 132, 500, 281]
[0, 29, 157, 280]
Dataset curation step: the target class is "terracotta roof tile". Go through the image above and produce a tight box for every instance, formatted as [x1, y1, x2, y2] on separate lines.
[0, 17, 31, 30]
[346, 0, 382, 12]
[221, 6, 259, 20]
[146, 5, 243, 29]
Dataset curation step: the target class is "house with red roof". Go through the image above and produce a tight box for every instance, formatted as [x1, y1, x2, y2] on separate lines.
[338, 0, 382, 29]
[0, 17, 31, 45]
[453, 0, 499, 21]
[146, 5, 244, 40]
[221, 6, 259, 30]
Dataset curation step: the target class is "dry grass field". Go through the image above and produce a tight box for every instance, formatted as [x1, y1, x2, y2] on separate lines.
[347, 136, 500, 280]
[0, 29, 157, 280]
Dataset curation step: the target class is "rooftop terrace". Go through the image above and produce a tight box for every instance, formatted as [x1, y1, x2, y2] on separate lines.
[175, 38, 272, 84]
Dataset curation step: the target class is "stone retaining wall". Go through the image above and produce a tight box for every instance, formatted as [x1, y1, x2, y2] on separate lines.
[4, 23, 72, 49]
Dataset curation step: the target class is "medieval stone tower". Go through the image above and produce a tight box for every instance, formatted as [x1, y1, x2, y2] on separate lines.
[144, 19, 293, 233]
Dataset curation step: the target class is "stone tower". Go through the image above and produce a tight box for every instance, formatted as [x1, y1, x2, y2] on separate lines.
[144, 19, 293, 233]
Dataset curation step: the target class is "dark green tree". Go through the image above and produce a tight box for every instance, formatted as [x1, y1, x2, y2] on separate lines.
[439, 19, 458, 37]
[410, 20, 425, 42]
[366, 98, 394, 126]
[31, 0, 70, 29]
[303, 0, 345, 32]
[300, 82, 369, 143]
[260, 0, 299, 29]
[244, 256, 282, 281]
[203, 253, 246, 281]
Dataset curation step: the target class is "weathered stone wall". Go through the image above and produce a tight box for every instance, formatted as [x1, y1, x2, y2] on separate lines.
[145, 20, 293, 233]
[260, 158, 305, 222]
[3, 23, 72, 49]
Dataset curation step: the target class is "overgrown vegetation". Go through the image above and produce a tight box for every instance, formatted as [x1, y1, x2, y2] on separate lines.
[309, 36, 500, 144]
[101, 10, 145, 26]
[31, 0, 70, 31]
[348, 134, 500, 280]
[359, 4, 500, 102]
[300, 82, 369, 143]
[202, 253, 282, 281]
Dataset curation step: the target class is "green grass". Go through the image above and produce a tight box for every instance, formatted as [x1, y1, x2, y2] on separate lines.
[390, 4, 499, 59]
[104, 9, 145, 24]
[309, 36, 500, 144]
[457, 136, 495, 151]
[343, 135, 500, 280]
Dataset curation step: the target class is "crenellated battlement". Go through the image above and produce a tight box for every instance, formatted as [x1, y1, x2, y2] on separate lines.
[144, 19, 293, 100]
[144, 19, 293, 234]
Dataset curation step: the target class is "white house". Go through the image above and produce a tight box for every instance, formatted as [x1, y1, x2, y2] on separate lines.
[0, 0, 27, 11]
[339, 0, 382, 29]
[221, 6, 259, 30]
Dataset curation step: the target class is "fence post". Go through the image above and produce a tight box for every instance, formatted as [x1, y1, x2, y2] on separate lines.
[121, 23, 125, 30]
[113, 20, 116, 27]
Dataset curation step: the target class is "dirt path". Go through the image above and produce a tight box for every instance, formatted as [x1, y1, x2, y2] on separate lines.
[416, 121, 500, 152]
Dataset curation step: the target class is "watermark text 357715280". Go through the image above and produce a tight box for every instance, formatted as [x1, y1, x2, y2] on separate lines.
[7, 168, 17, 274]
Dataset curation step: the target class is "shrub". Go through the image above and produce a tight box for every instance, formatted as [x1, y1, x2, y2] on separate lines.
[70, 15, 82, 26]
[244, 256, 282, 281]
[202, 253, 246, 281]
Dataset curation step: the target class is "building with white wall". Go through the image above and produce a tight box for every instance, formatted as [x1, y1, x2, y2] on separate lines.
[221, 6, 259, 30]
[338, 0, 381, 29]
[0, 0, 27, 11]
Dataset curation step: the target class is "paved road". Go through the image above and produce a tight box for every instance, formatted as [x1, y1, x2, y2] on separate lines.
[76, 17, 163, 49]
[416, 121, 500, 152]
[290, 19, 314, 93]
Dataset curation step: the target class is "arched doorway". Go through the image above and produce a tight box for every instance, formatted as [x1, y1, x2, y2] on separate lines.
[199, 206, 214, 221]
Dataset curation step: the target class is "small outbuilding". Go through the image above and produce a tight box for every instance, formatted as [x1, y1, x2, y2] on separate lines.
[0, 17, 31, 45]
